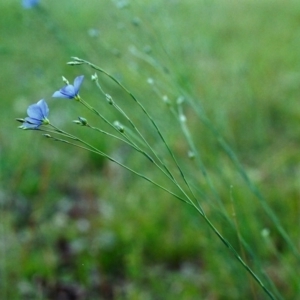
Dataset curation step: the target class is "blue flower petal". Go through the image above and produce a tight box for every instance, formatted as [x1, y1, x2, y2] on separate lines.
[22, 0, 39, 9]
[38, 99, 49, 118]
[22, 117, 41, 129]
[60, 85, 76, 97]
[73, 75, 84, 94]
[25, 116, 40, 124]
[26, 99, 49, 121]
[21, 122, 39, 129]
[27, 103, 44, 120]
[53, 85, 76, 99]
[52, 90, 68, 98]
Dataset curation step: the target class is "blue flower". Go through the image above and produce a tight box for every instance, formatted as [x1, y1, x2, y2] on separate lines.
[19, 99, 50, 129]
[22, 0, 39, 9]
[52, 75, 84, 100]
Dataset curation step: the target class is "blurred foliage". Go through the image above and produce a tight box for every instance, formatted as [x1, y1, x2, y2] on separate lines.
[1, 0, 300, 299]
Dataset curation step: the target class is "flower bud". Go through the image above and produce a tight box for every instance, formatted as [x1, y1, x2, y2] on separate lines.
[78, 117, 88, 125]
[62, 76, 69, 85]
[114, 121, 125, 133]
[91, 73, 98, 81]
[261, 228, 270, 238]
[188, 151, 195, 160]
[73, 117, 88, 126]
[106, 94, 113, 105]
[147, 78, 154, 85]
[179, 114, 186, 123]
[67, 61, 84, 66]
[162, 95, 171, 106]
[16, 118, 25, 123]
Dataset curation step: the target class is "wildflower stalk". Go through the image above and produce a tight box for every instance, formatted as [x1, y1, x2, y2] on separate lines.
[131, 43, 299, 263]
[68, 59, 277, 299]
[78, 97, 137, 147]
[85, 122, 155, 163]
[78, 94, 205, 215]
[196, 104, 300, 262]
[176, 99, 227, 210]
[70, 57, 203, 213]
[168, 97, 285, 298]
[92, 76, 178, 181]
[47, 123, 190, 204]
[200, 208, 276, 300]
[52, 119, 275, 300]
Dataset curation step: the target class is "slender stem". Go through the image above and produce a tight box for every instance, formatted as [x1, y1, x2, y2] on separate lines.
[86, 124, 154, 163]
[94, 77, 176, 181]
[67, 58, 278, 299]
[74, 58, 205, 214]
[176, 100, 228, 213]
[126, 44, 299, 263]
[190, 200, 276, 300]
[78, 93, 204, 214]
[180, 91, 300, 262]
[47, 124, 190, 204]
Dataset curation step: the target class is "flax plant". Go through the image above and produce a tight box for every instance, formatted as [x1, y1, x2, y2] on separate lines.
[17, 57, 279, 299]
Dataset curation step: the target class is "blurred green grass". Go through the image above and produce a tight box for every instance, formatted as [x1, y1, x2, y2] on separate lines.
[1, 0, 300, 299]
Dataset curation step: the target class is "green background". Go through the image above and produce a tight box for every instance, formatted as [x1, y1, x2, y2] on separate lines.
[1, 0, 299, 299]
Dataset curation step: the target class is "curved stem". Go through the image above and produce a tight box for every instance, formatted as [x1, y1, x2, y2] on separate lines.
[47, 123, 189, 204]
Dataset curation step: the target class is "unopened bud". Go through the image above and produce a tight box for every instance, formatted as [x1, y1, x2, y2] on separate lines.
[62, 76, 69, 85]
[106, 94, 113, 105]
[177, 96, 185, 104]
[188, 151, 195, 160]
[114, 121, 125, 133]
[73, 117, 88, 126]
[91, 73, 98, 81]
[16, 118, 25, 123]
[179, 114, 186, 123]
[67, 61, 84, 66]
[261, 228, 270, 238]
[162, 95, 171, 106]
[78, 117, 88, 125]
[147, 78, 154, 85]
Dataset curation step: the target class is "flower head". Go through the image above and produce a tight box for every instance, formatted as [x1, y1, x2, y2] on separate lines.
[19, 99, 49, 129]
[22, 0, 39, 9]
[52, 75, 84, 100]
